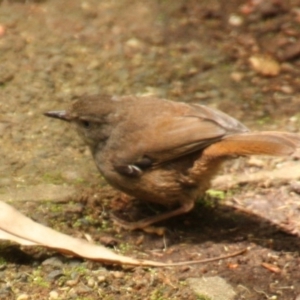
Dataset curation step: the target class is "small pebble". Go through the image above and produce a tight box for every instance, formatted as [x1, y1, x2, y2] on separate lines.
[249, 54, 280, 76]
[97, 275, 106, 283]
[111, 271, 123, 279]
[47, 270, 64, 280]
[66, 279, 79, 287]
[67, 259, 83, 268]
[87, 278, 95, 287]
[125, 38, 143, 49]
[280, 85, 293, 94]
[228, 14, 244, 26]
[49, 290, 59, 300]
[42, 257, 63, 268]
[73, 283, 92, 294]
[247, 157, 264, 168]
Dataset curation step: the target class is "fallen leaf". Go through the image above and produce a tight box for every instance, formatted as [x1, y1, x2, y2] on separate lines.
[0, 201, 246, 266]
[0, 201, 164, 266]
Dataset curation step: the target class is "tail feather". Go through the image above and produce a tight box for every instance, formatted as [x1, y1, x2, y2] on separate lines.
[203, 131, 300, 157]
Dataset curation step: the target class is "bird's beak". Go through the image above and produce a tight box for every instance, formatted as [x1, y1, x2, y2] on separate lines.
[44, 110, 70, 122]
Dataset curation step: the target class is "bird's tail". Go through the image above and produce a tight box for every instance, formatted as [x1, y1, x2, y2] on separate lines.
[203, 132, 300, 157]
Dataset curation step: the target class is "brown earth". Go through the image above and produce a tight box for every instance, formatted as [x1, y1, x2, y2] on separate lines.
[1, 0, 300, 299]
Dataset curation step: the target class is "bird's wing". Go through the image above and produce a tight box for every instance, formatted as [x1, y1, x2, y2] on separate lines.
[138, 103, 248, 166]
[111, 102, 249, 176]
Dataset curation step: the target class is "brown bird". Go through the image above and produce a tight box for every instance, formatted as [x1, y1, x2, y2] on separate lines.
[45, 95, 300, 230]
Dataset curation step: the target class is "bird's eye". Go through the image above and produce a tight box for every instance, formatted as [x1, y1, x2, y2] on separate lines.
[81, 120, 91, 128]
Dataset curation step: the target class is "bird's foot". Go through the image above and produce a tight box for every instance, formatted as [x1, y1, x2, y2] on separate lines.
[110, 214, 166, 235]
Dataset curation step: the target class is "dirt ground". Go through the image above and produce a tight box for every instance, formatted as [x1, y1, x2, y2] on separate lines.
[1, 0, 300, 299]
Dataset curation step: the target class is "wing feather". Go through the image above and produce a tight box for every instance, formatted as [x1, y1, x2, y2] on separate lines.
[109, 97, 249, 170]
[142, 103, 249, 164]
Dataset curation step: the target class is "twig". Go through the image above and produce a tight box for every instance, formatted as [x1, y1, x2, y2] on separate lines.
[159, 248, 248, 267]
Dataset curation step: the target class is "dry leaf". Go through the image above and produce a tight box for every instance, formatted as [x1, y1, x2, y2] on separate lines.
[0, 201, 246, 266]
[0, 201, 163, 266]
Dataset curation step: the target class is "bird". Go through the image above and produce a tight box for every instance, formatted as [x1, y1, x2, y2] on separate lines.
[44, 94, 300, 230]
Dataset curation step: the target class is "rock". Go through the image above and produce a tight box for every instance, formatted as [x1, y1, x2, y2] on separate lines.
[125, 38, 143, 49]
[87, 277, 95, 287]
[47, 270, 64, 281]
[49, 291, 59, 300]
[247, 157, 265, 168]
[228, 14, 244, 26]
[187, 276, 236, 300]
[42, 256, 64, 268]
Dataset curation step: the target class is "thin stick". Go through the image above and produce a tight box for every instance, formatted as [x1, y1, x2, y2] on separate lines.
[156, 248, 248, 267]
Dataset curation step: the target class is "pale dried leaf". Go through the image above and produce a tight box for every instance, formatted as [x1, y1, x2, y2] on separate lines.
[0, 201, 246, 266]
[0, 201, 164, 266]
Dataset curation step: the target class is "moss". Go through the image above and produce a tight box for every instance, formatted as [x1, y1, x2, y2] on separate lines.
[206, 189, 226, 200]
[29, 268, 50, 288]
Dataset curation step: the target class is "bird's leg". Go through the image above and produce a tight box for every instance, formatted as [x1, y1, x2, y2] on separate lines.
[111, 200, 195, 230]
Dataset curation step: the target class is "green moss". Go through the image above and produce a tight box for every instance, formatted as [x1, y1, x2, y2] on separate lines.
[29, 268, 50, 288]
[117, 242, 132, 254]
[206, 189, 226, 200]
[48, 202, 64, 213]
[150, 288, 168, 300]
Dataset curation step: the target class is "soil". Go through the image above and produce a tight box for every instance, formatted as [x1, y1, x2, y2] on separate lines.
[1, 0, 300, 299]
